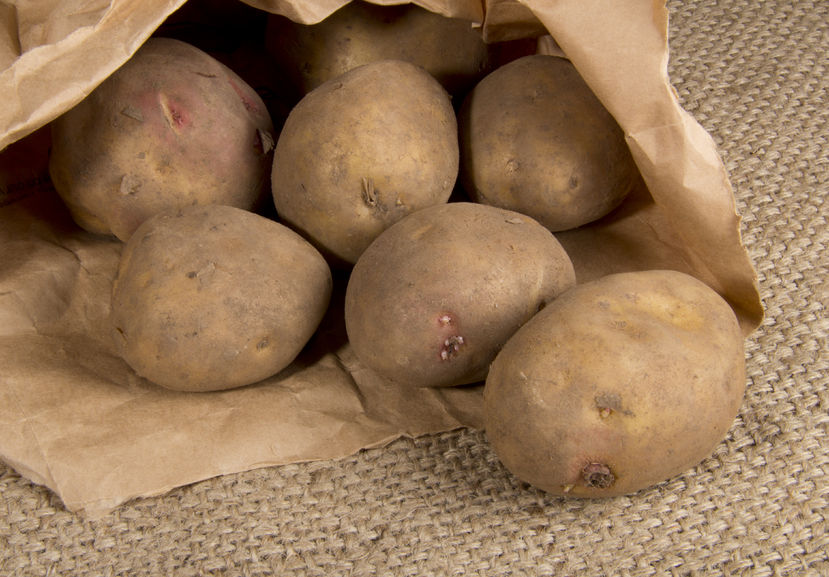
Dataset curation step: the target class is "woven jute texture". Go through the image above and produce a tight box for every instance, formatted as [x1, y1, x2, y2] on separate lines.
[1, 0, 826, 575]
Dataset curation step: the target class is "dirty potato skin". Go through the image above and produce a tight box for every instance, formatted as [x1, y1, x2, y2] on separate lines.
[49, 37, 274, 242]
[483, 270, 746, 497]
[271, 59, 458, 267]
[459, 54, 639, 232]
[344, 202, 576, 388]
[265, 0, 491, 100]
[110, 204, 332, 392]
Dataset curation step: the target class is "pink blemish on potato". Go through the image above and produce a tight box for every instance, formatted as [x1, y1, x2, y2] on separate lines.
[228, 78, 259, 114]
[440, 335, 464, 361]
[158, 94, 189, 131]
[437, 313, 454, 327]
[437, 312, 463, 360]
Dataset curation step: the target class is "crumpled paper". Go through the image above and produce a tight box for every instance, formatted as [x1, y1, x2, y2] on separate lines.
[0, 0, 762, 517]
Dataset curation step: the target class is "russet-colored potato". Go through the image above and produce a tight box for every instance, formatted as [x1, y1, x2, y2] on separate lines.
[484, 270, 746, 497]
[265, 0, 492, 101]
[459, 54, 639, 232]
[110, 204, 332, 392]
[344, 202, 576, 388]
[271, 59, 459, 267]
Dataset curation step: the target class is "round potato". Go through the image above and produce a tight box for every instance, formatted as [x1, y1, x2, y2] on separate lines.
[110, 204, 332, 392]
[344, 202, 576, 388]
[265, 1, 491, 100]
[271, 59, 458, 266]
[484, 270, 746, 497]
[49, 37, 275, 242]
[459, 54, 639, 231]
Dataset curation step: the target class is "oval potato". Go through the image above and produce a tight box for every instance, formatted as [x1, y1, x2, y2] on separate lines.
[344, 202, 576, 388]
[111, 204, 332, 392]
[271, 59, 458, 266]
[49, 37, 274, 242]
[484, 269, 746, 497]
[459, 54, 639, 231]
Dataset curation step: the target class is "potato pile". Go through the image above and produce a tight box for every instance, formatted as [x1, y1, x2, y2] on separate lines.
[45, 1, 747, 499]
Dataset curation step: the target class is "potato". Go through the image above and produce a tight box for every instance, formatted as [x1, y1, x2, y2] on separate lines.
[459, 54, 639, 231]
[49, 37, 275, 242]
[344, 202, 576, 388]
[110, 204, 332, 392]
[153, 0, 293, 132]
[271, 59, 458, 267]
[483, 270, 746, 497]
[265, 1, 491, 100]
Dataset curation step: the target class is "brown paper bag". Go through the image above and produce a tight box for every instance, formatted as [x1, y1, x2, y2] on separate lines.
[0, 0, 762, 517]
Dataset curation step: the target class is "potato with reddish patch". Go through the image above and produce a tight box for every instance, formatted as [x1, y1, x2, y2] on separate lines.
[344, 202, 576, 388]
[459, 54, 639, 231]
[271, 59, 458, 266]
[111, 204, 332, 392]
[484, 270, 746, 497]
[49, 37, 275, 242]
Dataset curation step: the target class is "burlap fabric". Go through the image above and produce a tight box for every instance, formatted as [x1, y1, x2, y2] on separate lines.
[1, 0, 826, 575]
